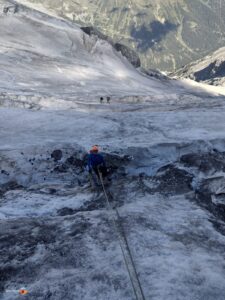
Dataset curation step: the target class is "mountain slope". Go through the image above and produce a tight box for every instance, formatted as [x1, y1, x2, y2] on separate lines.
[0, 0, 173, 109]
[15, 0, 225, 71]
[2, 0, 222, 110]
[172, 47, 225, 86]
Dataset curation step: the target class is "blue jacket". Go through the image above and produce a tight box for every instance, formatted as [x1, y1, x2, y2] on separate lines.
[88, 153, 105, 171]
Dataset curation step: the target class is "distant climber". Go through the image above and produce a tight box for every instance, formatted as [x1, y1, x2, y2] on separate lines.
[100, 97, 104, 104]
[106, 96, 111, 104]
[87, 145, 108, 180]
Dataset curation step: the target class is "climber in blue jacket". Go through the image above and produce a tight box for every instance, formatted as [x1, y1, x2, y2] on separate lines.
[88, 145, 108, 179]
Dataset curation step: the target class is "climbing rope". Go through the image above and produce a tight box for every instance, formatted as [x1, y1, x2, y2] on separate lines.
[98, 171, 146, 300]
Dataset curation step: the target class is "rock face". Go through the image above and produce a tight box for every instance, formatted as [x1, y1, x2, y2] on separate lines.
[15, 0, 225, 71]
[2, 3, 19, 14]
[173, 47, 225, 86]
[81, 26, 141, 68]
[114, 43, 141, 68]
[81, 26, 112, 43]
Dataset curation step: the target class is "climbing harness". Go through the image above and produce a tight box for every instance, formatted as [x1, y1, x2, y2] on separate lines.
[98, 171, 146, 300]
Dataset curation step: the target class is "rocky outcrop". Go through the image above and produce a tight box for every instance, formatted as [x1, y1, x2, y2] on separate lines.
[114, 43, 141, 68]
[81, 26, 113, 43]
[173, 47, 225, 86]
[81, 26, 141, 68]
[3, 4, 19, 14]
[51, 150, 63, 162]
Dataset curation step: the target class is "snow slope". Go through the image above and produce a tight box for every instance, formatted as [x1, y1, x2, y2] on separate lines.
[0, 0, 171, 108]
[1, 0, 225, 110]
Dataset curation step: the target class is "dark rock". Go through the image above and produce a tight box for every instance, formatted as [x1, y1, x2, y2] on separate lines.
[49, 188, 57, 194]
[3, 5, 19, 15]
[103, 153, 131, 170]
[180, 152, 225, 173]
[6, 181, 22, 190]
[66, 156, 84, 168]
[81, 26, 111, 42]
[155, 165, 193, 194]
[114, 43, 141, 68]
[180, 153, 202, 167]
[1, 170, 9, 176]
[51, 150, 63, 161]
[141, 68, 168, 79]
[57, 207, 76, 216]
[0, 181, 23, 197]
[196, 176, 225, 223]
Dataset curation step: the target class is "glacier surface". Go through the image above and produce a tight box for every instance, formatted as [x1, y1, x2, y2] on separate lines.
[1, 1, 225, 300]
